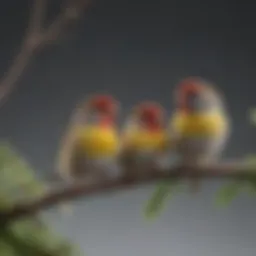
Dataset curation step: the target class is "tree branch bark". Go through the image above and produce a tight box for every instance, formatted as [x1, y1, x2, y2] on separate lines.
[27, 0, 46, 35]
[41, 0, 90, 44]
[1, 162, 256, 225]
[0, 0, 90, 107]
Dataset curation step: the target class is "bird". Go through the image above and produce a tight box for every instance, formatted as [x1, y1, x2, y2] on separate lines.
[56, 94, 121, 185]
[169, 77, 231, 193]
[119, 101, 169, 181]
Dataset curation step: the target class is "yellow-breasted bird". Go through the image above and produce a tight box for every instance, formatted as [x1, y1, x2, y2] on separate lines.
[169, 77, 231, 193]
[56, 94, 121, 185]
[119, 101, 169, 181]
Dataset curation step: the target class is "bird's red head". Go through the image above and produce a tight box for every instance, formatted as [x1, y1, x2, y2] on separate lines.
[88, 94, 119, 126]
[176, 77, 206, 112]
[89, 94, 118, 114]
[135, 102, 165, 131]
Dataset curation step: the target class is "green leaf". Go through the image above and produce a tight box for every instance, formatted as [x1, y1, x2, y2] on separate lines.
[0, 143, 46, 204]
[215, 182, 242, 207]
[144, 179, 180, 220]
[240, 155, 256, 194]
[10, 219, 74, 255]
[243, 155, 256, 167]
[0, 144, 35, 185]
[0, 194, 13, 211]
[0, 241, 17, 256]
[0, 142, 81, 255]
[1, 228, 53, 256]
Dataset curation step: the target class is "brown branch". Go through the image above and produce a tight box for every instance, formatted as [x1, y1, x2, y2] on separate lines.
[0, 0, 91, 107]
[1, 163, 256, 225]
[27, 0, 46, 35]
[0, 45, 34, 107]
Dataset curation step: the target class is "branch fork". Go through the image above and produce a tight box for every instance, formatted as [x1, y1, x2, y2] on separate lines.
[0, 0, 91, 107]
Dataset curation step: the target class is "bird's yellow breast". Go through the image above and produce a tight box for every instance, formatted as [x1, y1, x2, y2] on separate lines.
[75, 125, 119, 158]
[170, 111, 228, 137]
[123, 129, 168, 151]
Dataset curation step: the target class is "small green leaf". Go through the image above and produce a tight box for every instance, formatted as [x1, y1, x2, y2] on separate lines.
[0, 239, 17, 256]
[10, 219, 79, 255]
[0, 194, 13, 211]
[1, 228, 51, 256]
[215, 182, 242, 207]
[144, 179, 180, 220]
[240, 155, 256, 194]
[243, 155, 256, 167]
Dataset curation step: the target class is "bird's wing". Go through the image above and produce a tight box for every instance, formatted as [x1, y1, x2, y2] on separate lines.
[55, 101, 89, 180]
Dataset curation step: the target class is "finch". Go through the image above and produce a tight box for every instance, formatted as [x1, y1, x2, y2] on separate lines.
[119, 101, 169, 181]
[169, 77, 231, 192]
[56, 94, 121, 184]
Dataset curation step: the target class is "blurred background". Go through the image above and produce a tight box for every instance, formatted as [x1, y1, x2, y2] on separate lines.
[0, 0, 256, 255]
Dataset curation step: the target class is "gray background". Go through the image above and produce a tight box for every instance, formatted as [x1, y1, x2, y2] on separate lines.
[0, 0, 256, 255]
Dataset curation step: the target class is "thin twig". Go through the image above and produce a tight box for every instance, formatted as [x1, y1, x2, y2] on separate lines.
[41, 0, 91, 44]
[0, 0, 91, 107]
[0, 0, 45, 106]
[0, 46, 34, 107]
[27, 0, 46, 35]
[1, 162, 256, 224]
